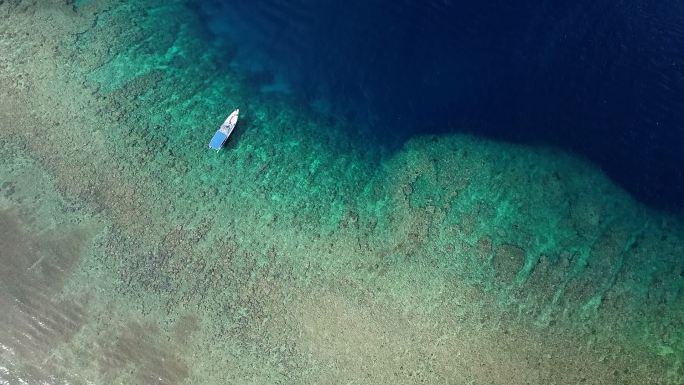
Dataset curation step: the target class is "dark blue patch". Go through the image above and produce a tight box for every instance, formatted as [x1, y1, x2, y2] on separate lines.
[197, 0, 684, 213]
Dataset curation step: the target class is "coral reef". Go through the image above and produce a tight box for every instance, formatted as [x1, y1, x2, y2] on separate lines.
[0, 1, 682, 384]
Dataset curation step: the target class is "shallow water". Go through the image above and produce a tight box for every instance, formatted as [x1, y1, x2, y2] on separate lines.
[0, 1, 683, 384]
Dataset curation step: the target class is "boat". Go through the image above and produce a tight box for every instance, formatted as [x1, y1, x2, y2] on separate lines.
[209, 108, 240, 151]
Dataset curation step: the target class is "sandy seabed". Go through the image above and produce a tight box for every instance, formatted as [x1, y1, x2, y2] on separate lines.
[0, 1, 682, 384]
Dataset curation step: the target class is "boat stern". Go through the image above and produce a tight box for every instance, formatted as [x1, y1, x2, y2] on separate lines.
[208, 130, 228, 151]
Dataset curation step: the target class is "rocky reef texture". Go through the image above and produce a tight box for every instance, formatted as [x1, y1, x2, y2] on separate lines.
[0, 1, 682, 384]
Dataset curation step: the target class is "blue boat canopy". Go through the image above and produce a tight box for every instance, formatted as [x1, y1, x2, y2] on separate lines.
[209, 131, 228, 151]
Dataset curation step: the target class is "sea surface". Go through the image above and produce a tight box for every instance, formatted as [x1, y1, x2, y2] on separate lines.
[201, 0, 684, 211]
[0, 1, 683, 384]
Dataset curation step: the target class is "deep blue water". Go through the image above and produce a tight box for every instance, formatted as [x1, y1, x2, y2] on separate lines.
[196, 0, 684, 213]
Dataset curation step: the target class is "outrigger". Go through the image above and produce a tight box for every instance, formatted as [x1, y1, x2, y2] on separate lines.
[209, 108, 240, 151]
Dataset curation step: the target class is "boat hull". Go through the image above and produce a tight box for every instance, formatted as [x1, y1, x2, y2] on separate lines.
[208, 108, 239, 151]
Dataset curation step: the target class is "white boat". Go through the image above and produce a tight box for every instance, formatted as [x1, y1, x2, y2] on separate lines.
[209, 108, 240, 151]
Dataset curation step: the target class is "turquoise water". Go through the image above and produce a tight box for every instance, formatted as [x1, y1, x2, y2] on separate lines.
[0, 1, 682, 384]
